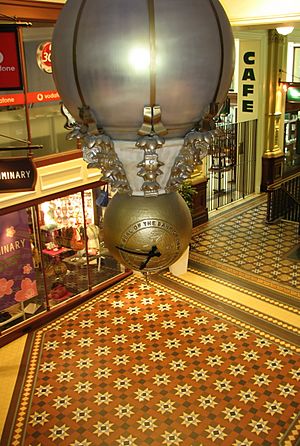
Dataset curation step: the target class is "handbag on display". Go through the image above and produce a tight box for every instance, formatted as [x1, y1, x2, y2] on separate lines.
[70, 227, 85, 251]
[71, 238, 85, 251]
[48, 283, 68, 300]
[96, 184, 109, 207]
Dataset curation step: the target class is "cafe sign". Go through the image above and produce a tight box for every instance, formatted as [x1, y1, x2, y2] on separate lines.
[237, 40, 260, 123]
[0, 157, 37, 192]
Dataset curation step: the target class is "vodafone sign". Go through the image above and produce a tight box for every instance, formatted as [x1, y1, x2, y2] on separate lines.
[0, 90, 60, 107]
[0, 26, 23, 90]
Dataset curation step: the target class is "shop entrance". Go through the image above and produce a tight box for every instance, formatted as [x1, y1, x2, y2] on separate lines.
[206, 119, 257, 211]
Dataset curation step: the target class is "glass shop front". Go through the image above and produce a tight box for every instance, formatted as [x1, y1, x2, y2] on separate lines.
[0, 183, 125, 338]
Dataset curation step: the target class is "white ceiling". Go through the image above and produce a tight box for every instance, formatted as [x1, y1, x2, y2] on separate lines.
[221, 0, 300, 28]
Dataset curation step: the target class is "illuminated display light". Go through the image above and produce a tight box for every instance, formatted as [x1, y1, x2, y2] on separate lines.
[287, 85, 300, 103]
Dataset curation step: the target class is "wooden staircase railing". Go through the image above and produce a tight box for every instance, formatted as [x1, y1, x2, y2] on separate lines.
[266, 172, 300, 233]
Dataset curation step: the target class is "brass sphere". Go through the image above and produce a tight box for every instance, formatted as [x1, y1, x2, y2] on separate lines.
[103, 192, 192, 273]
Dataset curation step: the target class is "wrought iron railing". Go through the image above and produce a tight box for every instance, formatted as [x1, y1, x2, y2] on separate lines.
[266, 173, 300, 230]
[205, 119, 257, 211]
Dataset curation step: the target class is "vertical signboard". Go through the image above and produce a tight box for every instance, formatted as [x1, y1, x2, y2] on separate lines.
[0, 210, 37, 311]
[0, 25, 23, 90]
[237, 40, 261, 123]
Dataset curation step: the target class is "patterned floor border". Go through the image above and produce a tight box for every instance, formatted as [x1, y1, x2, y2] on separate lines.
[155, 273, 300, 351]
[279, 412, 300, 446]
[189, 253, 300, 300]
[188, 263, 300, 313]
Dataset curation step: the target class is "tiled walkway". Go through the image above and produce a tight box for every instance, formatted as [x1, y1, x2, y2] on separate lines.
[190, 195, 299, 297]
[0, 194, 299, 446]
[1, 276, 299, 446]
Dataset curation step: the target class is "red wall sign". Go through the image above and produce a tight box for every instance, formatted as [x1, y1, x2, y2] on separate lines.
[36, 41, 52, 74]
[0, 26, 23, 91]
[0, 90, 60, 107]
[27, 90, 60, 103]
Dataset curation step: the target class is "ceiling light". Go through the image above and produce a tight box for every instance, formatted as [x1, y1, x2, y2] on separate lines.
[276, 26, 294, 36]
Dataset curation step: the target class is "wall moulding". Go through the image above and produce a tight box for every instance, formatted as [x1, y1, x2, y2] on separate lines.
[0, 1, 63, 22]
[0, 158, 101, 211]
[39, 165, 84, 191]
[220, 0, 300, 28]
[231, 14, 300, 29]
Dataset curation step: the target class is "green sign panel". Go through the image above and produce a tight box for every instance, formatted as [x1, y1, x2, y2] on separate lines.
[287, 86, 300, 103]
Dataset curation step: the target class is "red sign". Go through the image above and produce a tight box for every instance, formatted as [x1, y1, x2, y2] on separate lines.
[0, 90, 60, 107]
[0, 26, 23, 90]
[36, 41, 52, 74]
[0, 92, 24, 107]
[27, 90, 60, 103]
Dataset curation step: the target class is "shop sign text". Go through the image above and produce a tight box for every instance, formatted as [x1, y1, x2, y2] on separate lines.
[0, 90, 60, 107]
[0, 157, 37, 192]
[238, 40, 260, 122]
[242, 51, 256, 113]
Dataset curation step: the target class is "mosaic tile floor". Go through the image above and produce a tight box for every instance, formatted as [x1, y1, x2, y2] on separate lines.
[190, 196, 300, 297]
[1, 276, 299, 446]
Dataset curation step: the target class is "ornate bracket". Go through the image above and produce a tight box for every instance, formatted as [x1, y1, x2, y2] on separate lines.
[165, 130, 206, 192]
[136, 134, 165, 196]
[66, 107, 131, 193]
[165, 104, 225, 192]
[138, 105, 167, 136]
[83, 133, 131, 192]
[166, 128, 224, 192]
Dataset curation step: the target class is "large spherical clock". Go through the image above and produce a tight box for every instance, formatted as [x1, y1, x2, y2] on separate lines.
[103, 192, 192, 273]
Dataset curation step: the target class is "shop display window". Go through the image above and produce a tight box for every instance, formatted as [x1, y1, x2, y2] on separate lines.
[39, 191, 90, 304]
[0, 207, 47, 331]
[0, 185, 122, 334]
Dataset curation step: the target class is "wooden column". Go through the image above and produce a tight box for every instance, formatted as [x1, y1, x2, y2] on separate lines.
[261, 29, 286, 191]
[190, 174, 208, 227]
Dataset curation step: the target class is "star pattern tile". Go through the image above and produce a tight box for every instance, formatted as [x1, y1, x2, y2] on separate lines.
[4, 277, 299, 446]
[191, 200, 299, 290]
